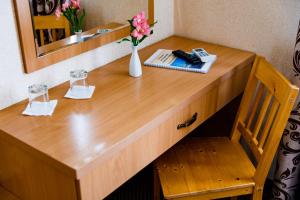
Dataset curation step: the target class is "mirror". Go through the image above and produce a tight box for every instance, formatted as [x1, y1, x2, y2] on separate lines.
[14, 0, 154, 73]
[29, 0, 148, 56]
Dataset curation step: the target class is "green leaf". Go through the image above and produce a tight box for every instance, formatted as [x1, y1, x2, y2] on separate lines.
[150, 20, 158, 27]
[79, 9, 85, 28]
[117, 38, 131, 44]
[138, 35, 148, 44]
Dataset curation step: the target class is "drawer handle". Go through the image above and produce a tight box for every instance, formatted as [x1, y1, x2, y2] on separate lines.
[177, 113, 198, 130]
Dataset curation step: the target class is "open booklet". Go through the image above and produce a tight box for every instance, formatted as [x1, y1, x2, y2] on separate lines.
[144, 49, 216, 73]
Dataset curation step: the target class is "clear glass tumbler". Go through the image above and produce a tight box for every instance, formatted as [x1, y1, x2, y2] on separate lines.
[28, 84, 49, 107]
[70, 69, 88, 91]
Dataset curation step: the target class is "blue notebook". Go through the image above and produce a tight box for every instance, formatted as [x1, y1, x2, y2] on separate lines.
[144, 49, 216, 73]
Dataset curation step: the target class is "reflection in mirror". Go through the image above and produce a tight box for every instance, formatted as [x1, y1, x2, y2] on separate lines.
[28, 0, 148, 56]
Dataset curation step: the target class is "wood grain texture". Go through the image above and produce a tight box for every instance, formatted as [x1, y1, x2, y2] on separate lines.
[0, 131, 79, 200]
[0, 187, 20, 200]
[155, 56, 298, 200]
[155, 137, 255, 200]
[13, 0, 154, 73]
[0, 36, 255, 199]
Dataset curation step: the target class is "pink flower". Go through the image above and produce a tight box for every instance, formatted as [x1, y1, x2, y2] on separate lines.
[71, 0, 80, 9]
[134, 11, 146, 21]
[55, 7, 62, 18]
[141, 22, 151, 35]
[132, 11, 146, 28]
[131, 29, 143, 40]
[131, 11, 152, 40]
[131, 22, 151, 40]
[62, 1, 70, 11]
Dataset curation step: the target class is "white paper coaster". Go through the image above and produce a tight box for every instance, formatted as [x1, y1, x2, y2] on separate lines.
[64, 86, 95, 99]
[22, 100, 58, 116]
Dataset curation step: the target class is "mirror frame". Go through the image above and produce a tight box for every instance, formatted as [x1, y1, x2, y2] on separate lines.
[13, 0, 154, 73]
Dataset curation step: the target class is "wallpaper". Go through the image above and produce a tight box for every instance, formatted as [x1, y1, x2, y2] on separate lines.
[174, 0, 300, 77]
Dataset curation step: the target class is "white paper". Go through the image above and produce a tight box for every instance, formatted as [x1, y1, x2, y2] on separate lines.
[22, 100, 58, 116]
[64, 86, 95, 99]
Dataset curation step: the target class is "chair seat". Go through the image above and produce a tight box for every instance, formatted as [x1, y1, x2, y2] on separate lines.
[155, 137, 256, 199]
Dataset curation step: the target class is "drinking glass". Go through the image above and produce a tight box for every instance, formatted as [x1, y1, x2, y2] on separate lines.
[28, 84, 49, 107]
[70, 69, 88, 91]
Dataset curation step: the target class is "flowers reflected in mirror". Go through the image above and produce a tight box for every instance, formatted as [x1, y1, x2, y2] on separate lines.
[55, 0, 86, 34]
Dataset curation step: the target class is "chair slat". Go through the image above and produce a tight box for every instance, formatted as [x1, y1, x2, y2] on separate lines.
[40, 30, 45, 46]
[237, 121, 262, 161]
[255, 60, 294, 104]
[252, 92, 272, 139]
[246, 84, 264, 129]
[258, 100, 279, 149]
[52, 29, 57, 41]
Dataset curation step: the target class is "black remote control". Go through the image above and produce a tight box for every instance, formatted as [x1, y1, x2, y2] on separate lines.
[172, 50, 203, 65]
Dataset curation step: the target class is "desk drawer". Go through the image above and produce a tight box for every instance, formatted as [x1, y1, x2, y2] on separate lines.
[78, 65, 251, 200]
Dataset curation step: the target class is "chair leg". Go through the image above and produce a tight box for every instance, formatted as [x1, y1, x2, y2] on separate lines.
[153, 166, 161, 200]
[252, 187, 263, 200]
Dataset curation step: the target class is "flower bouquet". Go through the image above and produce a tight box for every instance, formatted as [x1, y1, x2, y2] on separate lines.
[119, 11, 155, 46]
[55, 0, 85, 34]
[119, 11, 156, 77]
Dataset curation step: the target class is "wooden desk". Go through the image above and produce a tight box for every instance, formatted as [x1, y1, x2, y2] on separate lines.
[0, 36, 255, 200]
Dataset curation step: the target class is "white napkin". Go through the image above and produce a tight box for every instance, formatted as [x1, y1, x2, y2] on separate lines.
[22, 100, 58, 116]
[64, 86, 95, 99]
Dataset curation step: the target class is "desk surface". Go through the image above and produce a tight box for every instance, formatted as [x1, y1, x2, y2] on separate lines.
[0, 36, 255, 180]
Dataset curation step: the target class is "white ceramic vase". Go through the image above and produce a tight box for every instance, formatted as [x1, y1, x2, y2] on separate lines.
[129, 45, 142, 77]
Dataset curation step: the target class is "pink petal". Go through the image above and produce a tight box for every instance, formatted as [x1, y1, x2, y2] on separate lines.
[137, 33, 143, 40]
[132, 20, 139, 27]
[139, 11, 146, 19]
[144, 28, 151, 36]
[55, 7, 62, 18]
[141, 22, 149, 29]
[71, 0, 80, 9]
[62, 1, 70, 11]
[131, 29, 139, 38]
[135, 25, 142, 32]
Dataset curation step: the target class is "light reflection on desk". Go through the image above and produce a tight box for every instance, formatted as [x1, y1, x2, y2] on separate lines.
[70, 114, 92, 150]
[70, 114, 106, 165]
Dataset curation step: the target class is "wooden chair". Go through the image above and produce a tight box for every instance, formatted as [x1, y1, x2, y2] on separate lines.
[33, 15, 70, 46]
[154, 56, 299, 200]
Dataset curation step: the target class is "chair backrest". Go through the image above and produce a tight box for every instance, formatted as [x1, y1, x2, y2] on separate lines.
[230, 56, 298, 187]
[33, 15, 70, 46]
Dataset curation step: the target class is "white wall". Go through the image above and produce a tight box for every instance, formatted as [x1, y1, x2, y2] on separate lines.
[0, 0, 174, 110]
[174, 0, 300, 77]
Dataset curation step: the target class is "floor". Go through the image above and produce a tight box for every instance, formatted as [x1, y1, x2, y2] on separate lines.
[105, 96, 274, 200]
